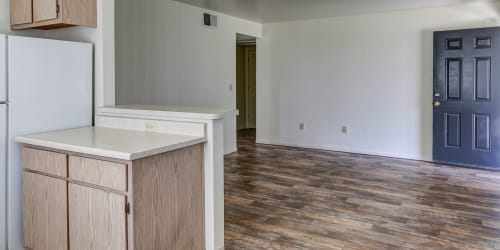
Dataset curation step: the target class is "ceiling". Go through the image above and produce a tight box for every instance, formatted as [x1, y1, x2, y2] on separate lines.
[174, 0, 491, 23]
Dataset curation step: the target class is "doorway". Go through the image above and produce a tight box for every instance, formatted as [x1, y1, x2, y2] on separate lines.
[236, 34, 256, 142]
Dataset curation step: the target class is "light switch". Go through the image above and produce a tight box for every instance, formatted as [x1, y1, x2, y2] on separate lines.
[145, 121, 157, 132]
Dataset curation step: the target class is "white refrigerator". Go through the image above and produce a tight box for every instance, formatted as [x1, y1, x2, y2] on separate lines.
[0, 35, 93, 250]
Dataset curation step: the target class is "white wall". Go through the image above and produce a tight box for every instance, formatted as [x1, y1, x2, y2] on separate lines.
[258, 1, 500, 161]
[115, 0, 262, 154]
[0, 0, 115, 107]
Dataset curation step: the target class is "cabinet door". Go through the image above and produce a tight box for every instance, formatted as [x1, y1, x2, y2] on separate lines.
[133, 144, 204, 249]
[33, 0, 58, 22]
[10, 0, 33, 25]
[68, 184, 127, 250]
[23, 172, 68, 250]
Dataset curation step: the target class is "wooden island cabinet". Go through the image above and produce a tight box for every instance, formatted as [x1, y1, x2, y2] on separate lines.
[21, 143, 204, 250]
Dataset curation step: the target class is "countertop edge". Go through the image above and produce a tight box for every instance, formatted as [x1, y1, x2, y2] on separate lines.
[97, 107, 231, 120]
[15, 136, 207, 161]
[129, 137, 206, 160]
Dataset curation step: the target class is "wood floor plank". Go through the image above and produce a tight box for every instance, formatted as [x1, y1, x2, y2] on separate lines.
[225, 129, 500, 249]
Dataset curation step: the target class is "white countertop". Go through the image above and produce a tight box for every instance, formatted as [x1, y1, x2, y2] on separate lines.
[15, 127, 206, 160]
[98, 105, 235, 120]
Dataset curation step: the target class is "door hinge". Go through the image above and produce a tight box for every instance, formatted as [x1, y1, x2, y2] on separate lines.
[125, 202, 130, 214]
[56, 4, 60, 14]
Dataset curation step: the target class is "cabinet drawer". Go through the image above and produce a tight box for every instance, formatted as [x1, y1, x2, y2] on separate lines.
[69, 156, 127, 192]
[23, 147, 67, 177]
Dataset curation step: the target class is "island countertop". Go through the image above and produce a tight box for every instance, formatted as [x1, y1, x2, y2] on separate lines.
[15, 126, 206, 160]
[98, 105, 234, 120]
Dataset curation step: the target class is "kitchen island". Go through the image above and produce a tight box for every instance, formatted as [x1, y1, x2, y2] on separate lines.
[16, 127, 206, 250]
[16, 105, 228, 250]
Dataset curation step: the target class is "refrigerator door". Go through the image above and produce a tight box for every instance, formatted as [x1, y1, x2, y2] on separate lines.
[7, 36, 93, 250]
[0, 104, 5, 250]
[0, 35, 6, 102]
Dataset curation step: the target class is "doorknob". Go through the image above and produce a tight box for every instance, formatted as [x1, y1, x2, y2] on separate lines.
[433, 101, 441, 107]
[434, 92, 441, 97]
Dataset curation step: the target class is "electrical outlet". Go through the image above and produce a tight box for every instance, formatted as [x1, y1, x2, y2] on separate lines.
[342, 126, 348, 134]
[145, 121, 157, 132]
[299, 123, 305, 130]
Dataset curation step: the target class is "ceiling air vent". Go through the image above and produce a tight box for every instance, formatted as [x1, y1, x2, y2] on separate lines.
[203, 13, 217, 28]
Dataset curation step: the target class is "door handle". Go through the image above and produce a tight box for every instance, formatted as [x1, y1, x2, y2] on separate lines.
[433, 101, 441, 107]
[434, 92, 441, 97]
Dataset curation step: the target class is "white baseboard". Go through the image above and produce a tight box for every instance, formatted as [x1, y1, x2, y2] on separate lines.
[255, 139, 427, 162]
[224, 147, 238, 155]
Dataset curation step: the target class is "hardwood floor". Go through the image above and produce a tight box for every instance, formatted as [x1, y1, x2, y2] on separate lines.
[224, 129, 500, 250]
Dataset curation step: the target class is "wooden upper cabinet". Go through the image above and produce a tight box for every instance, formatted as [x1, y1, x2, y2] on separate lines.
[10, 0, 97, 30]
[10, 0, 32, 25]
[33, 0, 59, 22]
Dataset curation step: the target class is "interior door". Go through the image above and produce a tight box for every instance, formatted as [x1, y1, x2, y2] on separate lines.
[433, 27, 500, 169]
[236, 46, 247, 130]
[33, 0, 58, 22]
[246, 47, 256, 129]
